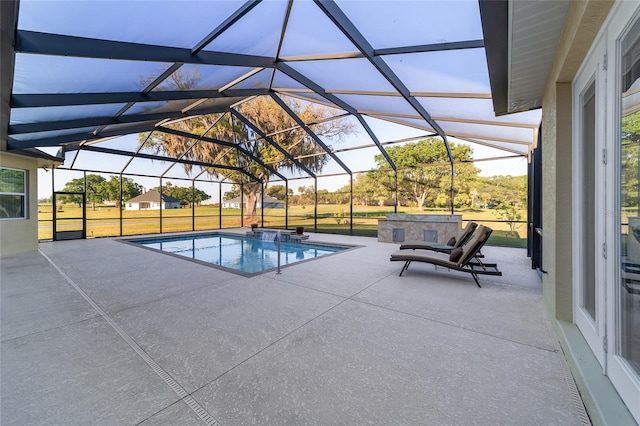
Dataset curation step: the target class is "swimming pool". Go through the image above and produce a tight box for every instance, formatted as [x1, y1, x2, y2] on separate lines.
[123, 232, 351, 275]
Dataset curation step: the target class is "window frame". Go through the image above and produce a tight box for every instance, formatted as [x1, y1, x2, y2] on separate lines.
[0, 167, 27, 220]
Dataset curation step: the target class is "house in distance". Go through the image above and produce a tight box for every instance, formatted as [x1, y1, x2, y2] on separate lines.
[125, 189, 181, 210]
[222, 195, 285, 209]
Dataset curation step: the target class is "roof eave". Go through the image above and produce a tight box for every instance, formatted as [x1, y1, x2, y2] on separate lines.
[1, 0, 19, 151]
[7, 147, 64, 169]
[479, 0, 510, 116]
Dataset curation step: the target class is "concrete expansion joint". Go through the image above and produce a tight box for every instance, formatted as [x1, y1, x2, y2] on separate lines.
[0, 313, 101, 344]
[185, 270, 398, 399]
[38, 249, 221, 426]
[189, 292, 353, 395]
[354, 296, 562, 354]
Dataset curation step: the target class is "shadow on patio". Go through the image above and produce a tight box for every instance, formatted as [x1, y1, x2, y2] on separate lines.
[1, 232, 586, 425]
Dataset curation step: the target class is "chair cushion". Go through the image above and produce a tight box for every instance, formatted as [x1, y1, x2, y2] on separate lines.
[447, 236, 456, 246]
[449, 247, 463, 262]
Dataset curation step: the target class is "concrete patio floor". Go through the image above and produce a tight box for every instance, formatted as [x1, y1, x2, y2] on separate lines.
[1, 231, 587, 425]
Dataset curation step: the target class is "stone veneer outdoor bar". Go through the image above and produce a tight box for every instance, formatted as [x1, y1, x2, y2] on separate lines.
[378, 214, 462, 244]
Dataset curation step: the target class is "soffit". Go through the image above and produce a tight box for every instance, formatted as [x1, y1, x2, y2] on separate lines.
[509, 0, 571, 112]
[481, 0, 571, 115]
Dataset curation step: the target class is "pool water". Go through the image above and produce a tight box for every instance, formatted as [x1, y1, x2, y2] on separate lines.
[126, 232, 349, 275]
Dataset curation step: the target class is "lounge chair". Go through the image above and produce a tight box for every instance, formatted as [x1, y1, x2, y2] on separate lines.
[399, 221, 478, 254]
[390, 225, 501, 287]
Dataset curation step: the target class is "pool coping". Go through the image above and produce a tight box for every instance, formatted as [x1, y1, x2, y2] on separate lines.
[118, 231, 362, 278]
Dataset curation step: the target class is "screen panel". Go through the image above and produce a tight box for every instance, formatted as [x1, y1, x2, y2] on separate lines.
[336, 0, 483, 49]
[13, 54, 172, 94]
[18, 0, 247, 49]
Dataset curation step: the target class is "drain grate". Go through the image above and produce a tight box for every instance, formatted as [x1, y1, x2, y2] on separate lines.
[40, 250, 220, 426]
[546, 312, 592, 426]
[557, 345, 592, 426]
[544, 317, 591, 426]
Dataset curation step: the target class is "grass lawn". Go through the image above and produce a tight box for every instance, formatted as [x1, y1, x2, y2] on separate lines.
[39, 203, 527, 248]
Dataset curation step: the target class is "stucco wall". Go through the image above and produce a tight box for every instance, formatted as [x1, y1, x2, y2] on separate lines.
[540, 0, 613, 322]
[542, 83, 574, 321]
[0, 153, 39, 256]
[541, 85, 558, 319]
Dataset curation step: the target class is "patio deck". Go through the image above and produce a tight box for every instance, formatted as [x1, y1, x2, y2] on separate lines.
[1, 231, 586, 425]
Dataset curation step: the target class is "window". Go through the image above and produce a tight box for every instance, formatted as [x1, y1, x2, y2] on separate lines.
[0, 167, 27, 219]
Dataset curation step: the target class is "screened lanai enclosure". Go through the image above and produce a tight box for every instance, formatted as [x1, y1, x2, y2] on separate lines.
[3, 0, 542, 241]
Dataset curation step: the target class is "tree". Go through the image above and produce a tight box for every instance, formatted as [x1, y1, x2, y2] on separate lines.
[316, 188, 331, 204]
[469, 188, 479, 208]
[358, 168, 397, 207]
[481, 192, 491, 208]
[170, 187, 207, 206]
[142, 78, 355, 222]
[373, 138, 479, 211]
[352, 173, 391, 206]
[266, 184, 292, 201]
[192, 188, 211, 205]
[472, 175, 526, 209]
[84, 174, 106, 211]
[454, 192, 470, 208]
[496, 203, 523, 236]
[621, 110, 640, 209]
[297, 185, 315, 206]
[151, 184, 211, 206]
[60, 174, 107, 210]
[327, 183, 351, 205]
[487, 175, 527, 206]
[162, 181, 175, 197]
[102, 176, 143, 208]
[223, 187, 241, 201]
[434, 192, 449, 208]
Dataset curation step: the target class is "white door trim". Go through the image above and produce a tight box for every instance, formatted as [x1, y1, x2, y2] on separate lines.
[572, 32, 608, 369]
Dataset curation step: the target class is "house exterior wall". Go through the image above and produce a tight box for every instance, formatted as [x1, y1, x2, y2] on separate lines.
[0, 153, 39, 256]
[541, 82, 573, 321]
[126, 201, 179, 210]
[222, 202, 242, 209]
[542, 0, 613, 332]
[541, 1, 640, 424]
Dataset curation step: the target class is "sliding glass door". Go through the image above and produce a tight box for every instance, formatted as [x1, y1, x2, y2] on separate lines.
[609, 8, 640, 423]
[576, 3, 640, 422]
[573, 34, 607, 367]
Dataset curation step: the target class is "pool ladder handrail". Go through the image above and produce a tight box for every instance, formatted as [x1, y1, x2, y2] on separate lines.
[276, 230, 282, 274]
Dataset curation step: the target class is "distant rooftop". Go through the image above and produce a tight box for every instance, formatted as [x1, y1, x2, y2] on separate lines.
[127, 189, 180, 204]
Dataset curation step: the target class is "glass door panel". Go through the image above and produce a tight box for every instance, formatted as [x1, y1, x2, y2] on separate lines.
[582, 81, 597, 321]
[607, 6, 640, 422]
[619, 15, 640, 379]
